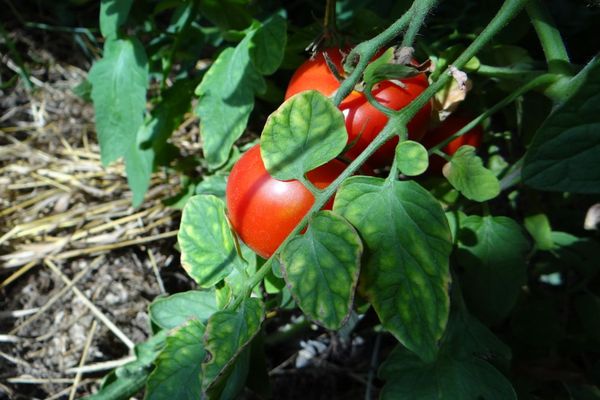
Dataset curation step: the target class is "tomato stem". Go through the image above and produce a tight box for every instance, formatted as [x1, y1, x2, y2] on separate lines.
[525, 0, 572, 76]
[427, 73, 558, 155]
[400, 0, 438, 50]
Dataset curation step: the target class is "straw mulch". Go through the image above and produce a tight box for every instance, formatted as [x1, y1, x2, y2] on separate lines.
[0, 34, 196, 399]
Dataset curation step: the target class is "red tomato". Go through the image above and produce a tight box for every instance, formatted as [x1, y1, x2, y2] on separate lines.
[226, 144, 346, 259]
[285, 48, 432, 167]
[424, 115, 484, 173]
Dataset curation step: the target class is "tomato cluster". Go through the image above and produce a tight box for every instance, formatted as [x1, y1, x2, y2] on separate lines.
[226, 48, 482, 258]
[285, 48, 432, 167]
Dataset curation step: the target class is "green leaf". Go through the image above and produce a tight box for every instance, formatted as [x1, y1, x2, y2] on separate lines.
[334, 177, 452, 362]
[379, 306, 515, 400]
[196, 174, 228, 199]
[149, 290, 218, 330]
[89, 37, 148, 166]
[457, 215, 529, 325]
[261, 90, 347, 180]
[198, 0, 252, 31]
[84, 331, 167, 400]
[99, 0, 134, 39]
[362, 47, 394, 84]
[443, 145, 500, 202]
[280, 211, 363, 330]
[195, 39, 266, 168]
[126, 79, 195, 207]
[146, 320, 206, 400]
[249, 15, 286, 75]
[396, 140, 429, 176]
[202, 298, 264, 394]
[524, 213, 554, 251]
[178, 195, 246, 288]
[523, 57, 600, 193]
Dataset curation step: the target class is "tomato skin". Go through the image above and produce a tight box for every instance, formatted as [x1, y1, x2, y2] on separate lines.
[226, 144, 346, 259]
[285, 48, 432, 167]
[424, 115, 484, 173]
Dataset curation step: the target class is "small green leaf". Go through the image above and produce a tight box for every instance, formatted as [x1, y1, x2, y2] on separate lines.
[99, 0, 134, 39]
[281, 211, 363, 330]
[362, 47, 394, 85]
[149, 290, 219, 330]
[524, 213, 554, 251]
[89, 37, 148, 166]
[396, 140, 429, 176]
[334, 177, 452, 362]
[249, 15, 286, 75]
[523, 57, 600, 193]
[178, 195, 246, 288]
[195, 39, 266, 168]
[202, 298, 264, 394]
[443, 145, 500, 202]
[146, 320, 206, 400]
[379, 305, 515, 400]
[261, 90, 347, 180]
[457, 215, 529, 324]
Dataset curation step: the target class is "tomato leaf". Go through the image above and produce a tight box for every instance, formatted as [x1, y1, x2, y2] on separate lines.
[334, 177, 452, 362]
[202, 298, 264, 395]
[522, 57, 600, 193]
[395, 140, 429, 176]
[195, 40, 265, 169]
[443, 145, 500, 202]
[261, 90, 347, 180]
[249, 15, 286, 75]
[85, 331, 168, 399]
[280, 211, 363, 330]
[198, 0, 253, 31]
[126, 79, 194, 207]
[99, 0, 133, 39]
[178, 195, 247, 288]
[379, 305, 515, 400]
[457, 215, 529, 325]
[146, 320, 206, 400]
[149, 290, 219, 330]
[88, 37, 148, 166]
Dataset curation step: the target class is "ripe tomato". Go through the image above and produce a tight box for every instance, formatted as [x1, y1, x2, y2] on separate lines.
[226, 144, 346, 259]
[285, 48, 432, 167]
[424, 115, 483, 173]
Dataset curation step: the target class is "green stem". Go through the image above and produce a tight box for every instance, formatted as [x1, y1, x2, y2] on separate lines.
[161, 1, 197, 89]
[476, 64, 546, 80]
[332, 9, 414, 106]
[401, 0, 438, 49]
[525, 0, 571, 75]
[396, 0, 531, 124]
[428, 73, 559, 154]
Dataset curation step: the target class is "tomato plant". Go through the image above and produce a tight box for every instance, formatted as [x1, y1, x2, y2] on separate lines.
[225, 144, 346, 258]
[424, 114, 484, 173]
[285, 48, 432, 167]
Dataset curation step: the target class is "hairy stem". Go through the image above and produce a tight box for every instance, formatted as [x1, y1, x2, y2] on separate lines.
[401, 0, 438, 49]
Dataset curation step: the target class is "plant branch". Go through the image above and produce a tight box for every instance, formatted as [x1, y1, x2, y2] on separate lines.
[428, 73, 559, 154]
[401, 0, 438, 49]
[395, 0, 532, 124]
[525, 0, 571, 74]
